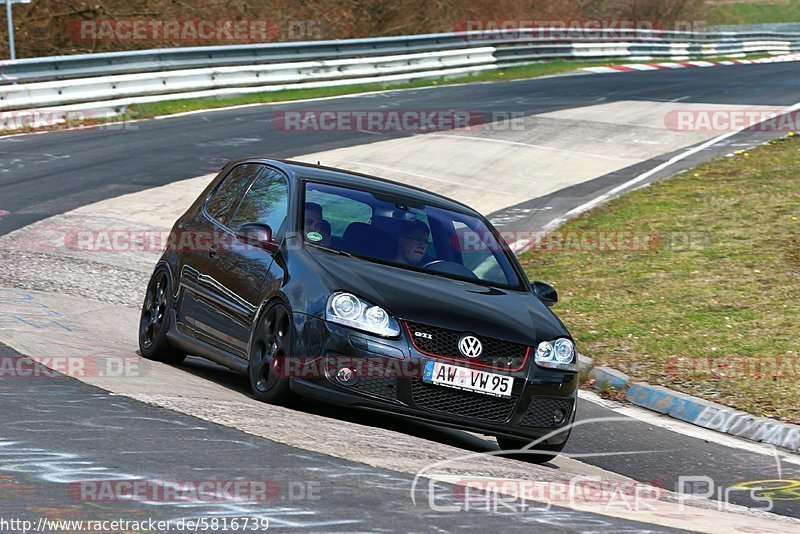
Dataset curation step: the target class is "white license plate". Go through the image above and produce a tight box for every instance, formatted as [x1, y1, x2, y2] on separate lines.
[423, 361, 513, 398]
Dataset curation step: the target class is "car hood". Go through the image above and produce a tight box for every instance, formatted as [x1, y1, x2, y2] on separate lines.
[307, 249, 569, 346]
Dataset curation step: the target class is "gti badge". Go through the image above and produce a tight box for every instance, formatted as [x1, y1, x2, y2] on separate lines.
[414, 331, 433, 340]
[458, 335, 482, 358]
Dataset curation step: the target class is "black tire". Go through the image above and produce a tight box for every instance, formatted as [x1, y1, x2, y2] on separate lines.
[138, 268, 187, 364]
[248, 302, 296, 405]
[496, 436, 565, 464]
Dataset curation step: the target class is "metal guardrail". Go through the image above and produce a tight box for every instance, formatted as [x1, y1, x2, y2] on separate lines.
[0, 33, 473, 83]
[1, 28, 799, 122]
[1, 48, 498, 110]
[2, 29, 800, 83]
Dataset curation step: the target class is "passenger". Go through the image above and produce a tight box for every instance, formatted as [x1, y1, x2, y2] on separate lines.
[393, 220, 430, 266]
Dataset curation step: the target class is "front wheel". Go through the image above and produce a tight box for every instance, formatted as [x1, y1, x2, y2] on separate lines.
[139, 268, 186, 364]
[248, 302, 296, 405]
[495, 436, 565, 464]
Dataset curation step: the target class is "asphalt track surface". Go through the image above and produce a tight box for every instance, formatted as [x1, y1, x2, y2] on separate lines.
[2, 62, 800, 530]
[0, 341, 683, 533]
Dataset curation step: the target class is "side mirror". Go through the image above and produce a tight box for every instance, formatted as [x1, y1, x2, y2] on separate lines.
[532, 281, 558, 307]
[236, 223, 279, 253]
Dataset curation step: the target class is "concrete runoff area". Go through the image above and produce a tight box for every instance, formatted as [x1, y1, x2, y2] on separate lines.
[291, 101, 781, 213]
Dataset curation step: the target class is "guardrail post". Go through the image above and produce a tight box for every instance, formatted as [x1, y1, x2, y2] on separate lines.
[5, 0, 15, 60]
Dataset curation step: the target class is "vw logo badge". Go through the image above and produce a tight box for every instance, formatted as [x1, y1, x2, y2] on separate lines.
[458, 335, 483, 358]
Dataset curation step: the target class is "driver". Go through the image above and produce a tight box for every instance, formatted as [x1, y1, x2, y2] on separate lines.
[393, 220, 430, 266]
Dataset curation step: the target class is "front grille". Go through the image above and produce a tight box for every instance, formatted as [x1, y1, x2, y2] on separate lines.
[521, 397, 574, 428]
[405, 322, 529, 370]
[411, 378, 518, 423]
[326, 355, 397, 401]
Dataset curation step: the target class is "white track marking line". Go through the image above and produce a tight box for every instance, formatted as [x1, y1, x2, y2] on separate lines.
[151, 72, 595, 121]
[509, 101, 800, 251]
[150, 77, 584, 121]
[579, 390, 800, 465]
[583, 66, 620, 73]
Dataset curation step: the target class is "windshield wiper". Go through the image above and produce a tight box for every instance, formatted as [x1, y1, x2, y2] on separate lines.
[307, 243, 353, 258]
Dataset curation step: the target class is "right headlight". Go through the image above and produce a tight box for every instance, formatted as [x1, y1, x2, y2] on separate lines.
[326, 292, 400, 338]
[535, 338, 576, 371]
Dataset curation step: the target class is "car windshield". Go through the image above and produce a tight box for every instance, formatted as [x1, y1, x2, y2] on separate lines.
[302, 181, 523, 289]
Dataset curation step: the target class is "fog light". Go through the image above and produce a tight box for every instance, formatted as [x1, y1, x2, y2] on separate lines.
[553, 408, 567, 425]
[336, 366, 358, 386]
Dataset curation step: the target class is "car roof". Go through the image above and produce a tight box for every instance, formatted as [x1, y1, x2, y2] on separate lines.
[240, 158, 482, 216]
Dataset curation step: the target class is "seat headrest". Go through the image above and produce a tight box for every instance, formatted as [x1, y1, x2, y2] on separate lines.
[343, 222, 397, 259]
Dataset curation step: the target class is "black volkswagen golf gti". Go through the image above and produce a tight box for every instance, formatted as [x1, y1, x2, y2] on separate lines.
[139, 158, 578, 462]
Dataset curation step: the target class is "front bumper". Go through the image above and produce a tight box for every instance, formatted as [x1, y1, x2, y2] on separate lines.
[289, 313, 578, 444]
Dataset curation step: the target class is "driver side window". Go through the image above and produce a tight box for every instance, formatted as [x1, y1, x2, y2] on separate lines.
[229, 169, 290, 239]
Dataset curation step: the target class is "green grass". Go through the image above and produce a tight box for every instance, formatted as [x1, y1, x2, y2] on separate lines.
[706, 0, 800, 25]
[519, 136, 800, 423]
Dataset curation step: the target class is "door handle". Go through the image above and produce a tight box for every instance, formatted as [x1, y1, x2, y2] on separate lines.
[208, 244, 218, 258]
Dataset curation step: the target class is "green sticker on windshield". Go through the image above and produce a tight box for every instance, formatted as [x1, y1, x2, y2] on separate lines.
[307, 231, 323, 242]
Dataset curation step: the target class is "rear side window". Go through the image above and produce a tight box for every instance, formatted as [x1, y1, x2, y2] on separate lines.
[229, 169, 290, 238]
[205, 164, 262, 225]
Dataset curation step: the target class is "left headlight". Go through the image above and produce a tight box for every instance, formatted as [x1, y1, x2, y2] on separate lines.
[535, 338, 576, 371]
[326, 292, 400, 338]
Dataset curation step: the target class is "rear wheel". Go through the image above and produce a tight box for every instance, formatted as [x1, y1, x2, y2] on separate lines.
[248, 302, 295, 405]
[139, 268, 186, 364]
[495, 436, 564, 464]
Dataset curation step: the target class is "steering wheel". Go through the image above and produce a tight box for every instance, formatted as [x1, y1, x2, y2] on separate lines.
[421, 260, 478, 279]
